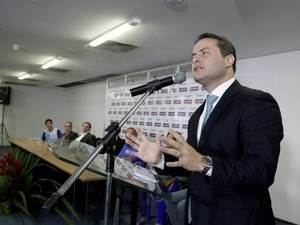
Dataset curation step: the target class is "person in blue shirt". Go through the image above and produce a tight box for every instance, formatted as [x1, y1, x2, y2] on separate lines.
[118, 127, 148, 225]
[41, 118, 62, 141]
[117, 127, 144, 166]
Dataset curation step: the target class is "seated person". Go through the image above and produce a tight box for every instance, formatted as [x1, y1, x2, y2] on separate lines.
[75, 122, 97, 147]
[61, 121, 78, 141]
[41, 118, 62, 141]
[117, 127, 144, 166]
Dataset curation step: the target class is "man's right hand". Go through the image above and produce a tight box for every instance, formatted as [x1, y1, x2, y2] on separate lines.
[125, 127, 162, 164]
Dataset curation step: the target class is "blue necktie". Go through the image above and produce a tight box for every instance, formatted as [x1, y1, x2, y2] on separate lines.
[202, 94, 218, 127]
[188, 95, 218, 223]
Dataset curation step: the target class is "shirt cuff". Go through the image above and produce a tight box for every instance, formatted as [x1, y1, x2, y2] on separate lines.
[153, 154, 165, 170]
[206, 167, 213, 176]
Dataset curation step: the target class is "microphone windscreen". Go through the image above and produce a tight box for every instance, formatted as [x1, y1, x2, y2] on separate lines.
[173, 72, 186, 84]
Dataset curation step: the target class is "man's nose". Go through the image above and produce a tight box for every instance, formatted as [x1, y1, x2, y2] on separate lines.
[192, 57, 200, 63]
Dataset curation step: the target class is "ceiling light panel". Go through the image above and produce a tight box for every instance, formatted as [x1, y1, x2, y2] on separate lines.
[86, 18, 141, 48]
[41, 57, 63, 69]
[18, 73, 32, 80]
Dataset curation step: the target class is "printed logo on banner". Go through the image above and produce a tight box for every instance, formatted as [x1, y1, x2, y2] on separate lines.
[163, 123, 170, 128]
[195, 99, 205, 104]
[190, 86, 199, 91]
[172, 124, 180, 128]
[154, 122, 161, 127]
[178, 112, 186, 116]
[179, 87, 188, 92]
[171, 88, 177, 93]
[146, 122, 153, 126]
[173, 99, 181, 104]
[168, 111, 175, 116]
[182, 124, 188, 129]
[149, 133, 156, 138]
[164, 99, 172, 104]
[184, 99, 192, 104]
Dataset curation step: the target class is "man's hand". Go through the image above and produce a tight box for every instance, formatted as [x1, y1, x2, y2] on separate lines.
[125, 128, 162, 164]
[161, 128, 204, 172]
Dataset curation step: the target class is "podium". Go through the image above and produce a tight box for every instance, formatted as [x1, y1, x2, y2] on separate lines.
[47, 139, 171, 224]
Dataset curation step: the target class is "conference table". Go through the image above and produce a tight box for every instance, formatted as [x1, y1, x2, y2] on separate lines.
[7, 137, 105, 182]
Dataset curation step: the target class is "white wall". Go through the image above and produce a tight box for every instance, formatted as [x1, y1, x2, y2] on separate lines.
[1, 86, 66, 143]
[1, 50, 300, 223]
[236, 50, 300, 224]
[64, 82, 107, 137]
[0, 81, 107, 145]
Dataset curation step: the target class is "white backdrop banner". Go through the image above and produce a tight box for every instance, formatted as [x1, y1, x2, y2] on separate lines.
[105, 66, 207, 140]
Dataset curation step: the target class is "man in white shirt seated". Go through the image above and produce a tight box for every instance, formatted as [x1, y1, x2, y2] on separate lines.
[75, 122, 96, 147]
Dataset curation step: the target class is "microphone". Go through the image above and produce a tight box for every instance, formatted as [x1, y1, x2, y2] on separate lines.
[130, 72, 186, 97]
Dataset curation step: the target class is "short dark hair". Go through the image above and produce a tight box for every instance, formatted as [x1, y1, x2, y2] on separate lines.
[83, 122, 92, 129]
[125, 127, 137, 137]
[65, 121, 73, 127]
[45, 119, 53, 125]
[195, 33, 236, 73]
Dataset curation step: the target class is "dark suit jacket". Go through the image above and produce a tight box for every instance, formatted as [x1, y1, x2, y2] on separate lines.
[80, 133, 97, 147]
[185, 80, 283, 225]
[63, 131, 78, 141]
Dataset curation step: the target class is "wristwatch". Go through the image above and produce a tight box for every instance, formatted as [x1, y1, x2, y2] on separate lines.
[202, 155, 213, 174]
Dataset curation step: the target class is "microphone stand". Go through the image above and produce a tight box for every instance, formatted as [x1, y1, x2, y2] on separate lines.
[42, 85, 156, 225]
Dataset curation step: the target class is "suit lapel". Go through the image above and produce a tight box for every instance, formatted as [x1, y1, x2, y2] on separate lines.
[198, 80, 241, 149]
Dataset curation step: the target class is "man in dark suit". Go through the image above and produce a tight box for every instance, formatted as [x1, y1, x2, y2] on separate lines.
[126, 33, 283, 225]
[75, 122, 97, 147]
[61, 121, 78, 141]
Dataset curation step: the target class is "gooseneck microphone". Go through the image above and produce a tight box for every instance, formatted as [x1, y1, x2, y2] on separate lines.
[130, 72, 186, 97]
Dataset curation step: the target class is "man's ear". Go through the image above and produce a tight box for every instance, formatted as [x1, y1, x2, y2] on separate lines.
[225, 54, 235, 68]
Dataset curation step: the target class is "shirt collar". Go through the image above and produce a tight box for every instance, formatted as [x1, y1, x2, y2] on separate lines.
[211, 77, 235, 99]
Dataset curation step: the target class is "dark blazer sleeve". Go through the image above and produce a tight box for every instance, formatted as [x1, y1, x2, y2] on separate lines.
[67, 131, 78, 141]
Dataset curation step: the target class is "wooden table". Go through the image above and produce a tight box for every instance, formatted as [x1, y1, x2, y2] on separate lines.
[7, 137, 105, 182]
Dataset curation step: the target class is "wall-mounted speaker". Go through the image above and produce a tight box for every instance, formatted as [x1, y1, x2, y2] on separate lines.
[0, 87, 11, 105]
